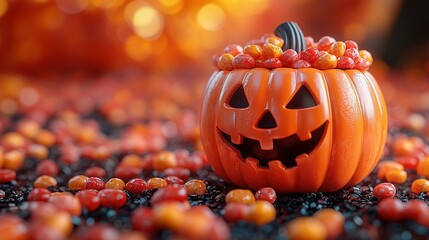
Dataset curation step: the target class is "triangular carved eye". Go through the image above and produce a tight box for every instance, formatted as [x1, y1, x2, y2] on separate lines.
[228, 85, 249, 108]
[286, 85, 317, 109]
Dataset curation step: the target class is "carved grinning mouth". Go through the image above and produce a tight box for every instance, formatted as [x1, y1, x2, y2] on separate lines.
[219, 122, 328, 168]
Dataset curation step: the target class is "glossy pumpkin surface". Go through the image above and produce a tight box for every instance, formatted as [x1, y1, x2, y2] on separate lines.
[200, 68, 387, 192]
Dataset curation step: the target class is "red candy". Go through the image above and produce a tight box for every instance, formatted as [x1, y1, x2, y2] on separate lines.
[293, 60, 311, 68]
[317, 36, 336, 51]
[223, 44, 243, 56]
[125, 178, 148, 194]
[263, 58, 282, 69]
[85, 177, 105, 191]
[163, 167, 190, 181]
[403, 199, 429, 221]
[224, 202, 249, 222]
[36, 160, 59, 177]
[337, 56, 355, 69]
[255, 187, 277, 204]
[299, 47, 320, 64]
[394, 156, 418, 170]
[131, 207, 156, 233]
[85, 166, 106, 178]
[232, 54, 255, 69]
[164, 176, 184, 185]
[98, 189, 127, 208]
[76, 189, 101, 212]
[27, 188, 51, 202]
[279, 49, 298, 67]
[377, 198, 405, 221]
[0, 169, 16, 183]
[373, 183, 396, 199]
[345, 40, 358, 50]
[344, 48, 359, 60]
[150, 185, 188, 205]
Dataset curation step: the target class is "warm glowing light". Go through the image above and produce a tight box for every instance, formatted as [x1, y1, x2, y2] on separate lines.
[124, 0, 147, 25]
[196, 3, 225, 31]
[132, 6, 164, 40]
[90, 0, 124, 9]
[125, 35, 152, 61]
[56, 0, 89, 14]
[0, 0, 8, 18]
[158, 0, 183, 14]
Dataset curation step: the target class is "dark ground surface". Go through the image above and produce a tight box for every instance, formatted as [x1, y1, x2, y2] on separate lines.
[1, 113, 429, 240]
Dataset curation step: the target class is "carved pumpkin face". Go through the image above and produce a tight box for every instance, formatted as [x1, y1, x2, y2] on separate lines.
[200, 68, 387, 192]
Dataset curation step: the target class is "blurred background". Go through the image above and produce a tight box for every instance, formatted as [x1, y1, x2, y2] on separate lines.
[0, 0, 428, 132]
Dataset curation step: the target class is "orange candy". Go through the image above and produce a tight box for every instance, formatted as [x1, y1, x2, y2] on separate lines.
[27, 144, 49, 160]
[225, 189, 255, 204]
[313, 208, 344, 239]
[2, 132, 26, 150]
[286, 217, 327, 240]
[153, 202, 186, 231]
[147, 177, 168, 190]
[34, 129, 56, 147]
[3, 150, 25, 171]
[411, 179, 429, 194]
[243, 45, 262, 60]
[0, 214, 29, 240]
[247, 200, 276, 226]
[105, 178, 126, 190]
[328, 41, 346, 58]
[359, 50, 373, 65]
[49, 193, 82, 216]
[121, 154, 144, 168]
[266, 36, 284, 48]
[392, 137, 416, 156]
[152, 151, 177, 171]
[184, 179, 206, 195]
[417, 157, 429, 178]
[218, 53, 234, 71]
[385, 169, 407, 184]
[34, 175, 58, 188]
[377, 161, 404, 179]
[68, 175, 89, 190]
[261, 43, 282, 59]
[313, 53, 337, 69]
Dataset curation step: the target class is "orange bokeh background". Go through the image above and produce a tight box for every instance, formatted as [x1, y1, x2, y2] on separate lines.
[0, 0, 403, 77]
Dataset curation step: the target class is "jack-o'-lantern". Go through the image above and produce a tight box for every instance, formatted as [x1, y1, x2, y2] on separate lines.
[200, 22, 387, 192]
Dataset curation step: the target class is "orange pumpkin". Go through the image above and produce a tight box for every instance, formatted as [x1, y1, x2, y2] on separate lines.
[200, 68, 387, 192]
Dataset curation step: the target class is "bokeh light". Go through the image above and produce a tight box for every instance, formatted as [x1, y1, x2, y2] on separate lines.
[132, 5, 164, 40]
[196, 3, 225, 32]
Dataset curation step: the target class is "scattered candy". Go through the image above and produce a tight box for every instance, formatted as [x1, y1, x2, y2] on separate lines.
[98, 189, 127, 208]
[34, 175, 58, 188]
[286, 217, 327, 240]
[225, 189, 255, 204]
[254, 187, 277, 204]
[184, 179, 206, 195]
[313, 209, 344, 239]
[373, 183, 396, 199]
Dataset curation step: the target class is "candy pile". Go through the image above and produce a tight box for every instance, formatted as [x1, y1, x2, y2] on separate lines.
[213, 27, 373, 71]
[0, 74, 429, 239]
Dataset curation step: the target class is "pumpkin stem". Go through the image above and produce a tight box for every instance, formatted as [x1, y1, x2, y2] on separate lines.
[274, 21, 306, 52]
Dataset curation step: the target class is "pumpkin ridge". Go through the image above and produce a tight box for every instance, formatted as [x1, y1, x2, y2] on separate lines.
[362, 71, 388, 173]
[320, 70, 364, 191]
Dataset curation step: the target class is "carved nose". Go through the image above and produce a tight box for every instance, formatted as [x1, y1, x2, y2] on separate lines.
[256, 111, 277, 129]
